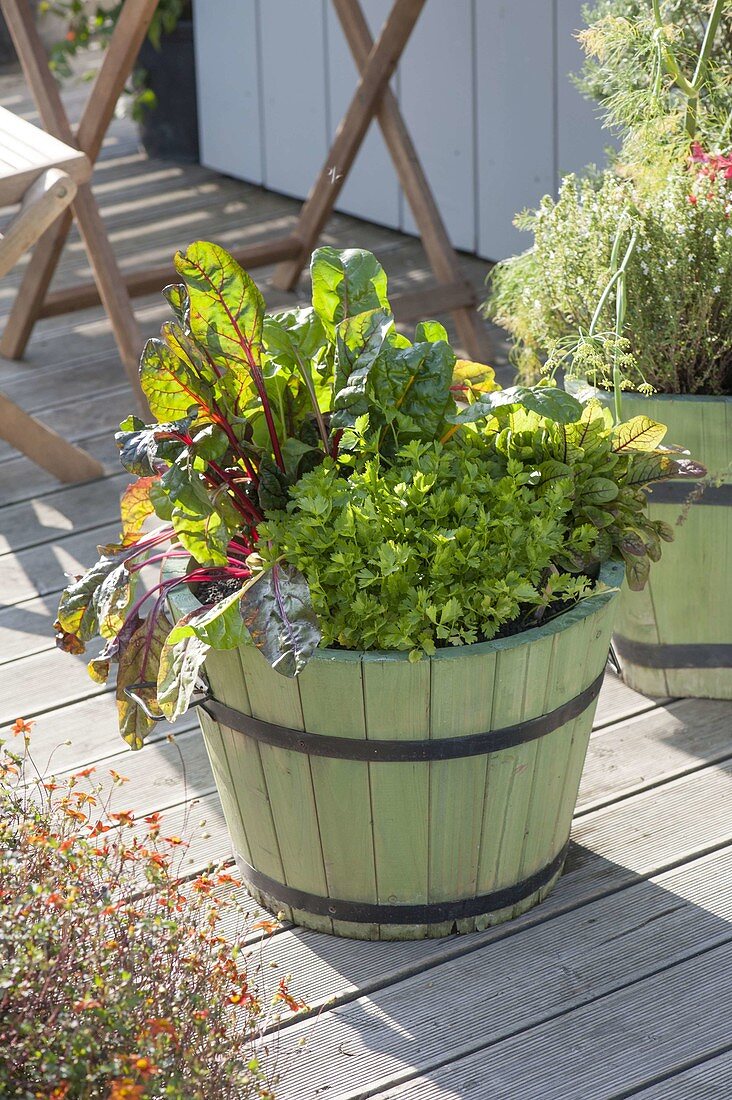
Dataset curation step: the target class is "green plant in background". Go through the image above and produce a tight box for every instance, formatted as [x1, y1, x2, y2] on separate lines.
[486, 0, 732, 397]
[487, 167, 732, 394]
[579, 0, 732, 108]
[577, 0, 731, 182]
[54, 244, 701, 748]
[40, 0, 189, 118]
[0, 718, 297, 1099]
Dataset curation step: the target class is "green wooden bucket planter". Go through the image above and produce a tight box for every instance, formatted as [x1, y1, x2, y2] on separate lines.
[168, 560, 622, 940]
[611, 393, 732, 700]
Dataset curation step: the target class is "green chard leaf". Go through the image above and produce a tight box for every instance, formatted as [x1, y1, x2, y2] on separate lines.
[162, 282, 190, 327]
[357, 338, 456, 449]
[167, 589, 248, 650]
[139, 337, 215, 422]
[239, 563, 321, 677]
[174, 240, 265, 406]
[115, 415, 194, 477]
[414, 320, 448, 344]
[310, 247, 390, 337]
[156, 461, 237, 566]
[332, 309, 394, 430]
[448, 384, 583, 425]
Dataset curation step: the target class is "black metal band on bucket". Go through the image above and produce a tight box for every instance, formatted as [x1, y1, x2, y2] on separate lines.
[235, 842, 569, 924]
[648, 481, 732, 506]
[614, 637, 732, 670]
[198, 669, 604, 763]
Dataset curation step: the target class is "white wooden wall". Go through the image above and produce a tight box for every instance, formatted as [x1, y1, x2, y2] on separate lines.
[193, 1, 609, 261]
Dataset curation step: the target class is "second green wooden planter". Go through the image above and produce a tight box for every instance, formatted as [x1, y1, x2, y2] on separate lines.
[612, 393, 732, 700]
[169, 560, 622, 940]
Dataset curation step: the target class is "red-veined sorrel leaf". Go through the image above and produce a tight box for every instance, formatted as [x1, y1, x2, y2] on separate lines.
[239, 563, 321, 677]
[625, 553, 651, 591]
[612, 416, 667, 452]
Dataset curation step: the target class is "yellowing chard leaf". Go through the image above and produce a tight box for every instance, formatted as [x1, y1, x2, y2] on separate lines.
[452, 359, 499, 394]
[116, 611, 172, 749]
[119, 476, 159, 543]
[157, 630, 210, 721]
[94, 561, 137, 640]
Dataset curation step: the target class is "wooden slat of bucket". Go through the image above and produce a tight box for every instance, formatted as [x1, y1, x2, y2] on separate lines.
[427, 647, 497, 937]
[201, 647, 293, 923]
[473, 642, 532, 926]
[362, 654, 431, 940]
[239, 646, 332, 934]
[298, 653, 379, 939]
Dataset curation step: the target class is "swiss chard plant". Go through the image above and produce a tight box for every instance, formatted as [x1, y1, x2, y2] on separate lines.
[55, 243, 702, 748]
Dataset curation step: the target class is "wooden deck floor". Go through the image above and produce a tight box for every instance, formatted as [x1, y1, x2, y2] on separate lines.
[1, 63, 731, 1100]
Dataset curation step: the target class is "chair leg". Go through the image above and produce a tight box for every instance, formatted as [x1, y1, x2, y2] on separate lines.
[271, 0, 427, 291]
[0, 0, 156, 397]
[0, 393, 105, 483]
[332, 0, 491, 362]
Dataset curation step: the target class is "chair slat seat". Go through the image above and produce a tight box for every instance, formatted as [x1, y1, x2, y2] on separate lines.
[0, 105, 90, 206]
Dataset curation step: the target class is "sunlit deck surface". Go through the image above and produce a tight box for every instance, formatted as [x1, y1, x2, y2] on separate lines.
[2, 63, 731, 1100]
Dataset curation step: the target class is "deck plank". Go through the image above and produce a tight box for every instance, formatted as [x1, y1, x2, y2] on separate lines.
[242, 763, 732, 1032]
[375, 947, 732, 1099]
[275, 848, 732, 1099]
[0, 472, 127, 557]
[627, 1048, 732, 1098]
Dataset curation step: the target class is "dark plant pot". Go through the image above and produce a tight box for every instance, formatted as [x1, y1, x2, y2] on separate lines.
[137, 19, 199, 163]
[167, 558, 623, 940]
[0, 16, 14, 67]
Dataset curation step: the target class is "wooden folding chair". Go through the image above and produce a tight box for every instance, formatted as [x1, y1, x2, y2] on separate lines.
[0, 105, 104, 481]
